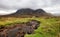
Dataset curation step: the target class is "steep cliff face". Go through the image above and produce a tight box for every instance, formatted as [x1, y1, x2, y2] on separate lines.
[0, 8, 52, 17]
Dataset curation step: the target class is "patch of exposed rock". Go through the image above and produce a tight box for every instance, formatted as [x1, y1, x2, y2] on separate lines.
[0, 20, 40, 37]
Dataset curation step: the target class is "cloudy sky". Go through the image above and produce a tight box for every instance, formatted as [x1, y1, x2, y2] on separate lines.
[0, 0, 60, 15]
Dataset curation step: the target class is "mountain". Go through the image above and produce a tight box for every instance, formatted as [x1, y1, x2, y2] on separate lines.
[0, 8, 52, 17]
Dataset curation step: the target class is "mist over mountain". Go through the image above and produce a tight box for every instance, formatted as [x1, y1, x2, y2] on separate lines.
[0, 8, 53, 17]
[15, 8, 48, 16]
[0, 0, 60, 16]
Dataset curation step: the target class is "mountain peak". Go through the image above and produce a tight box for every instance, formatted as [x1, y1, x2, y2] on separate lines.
[0, 8, 52, 17]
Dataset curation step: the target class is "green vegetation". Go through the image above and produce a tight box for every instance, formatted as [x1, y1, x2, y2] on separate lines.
[0, 17, 60, 37]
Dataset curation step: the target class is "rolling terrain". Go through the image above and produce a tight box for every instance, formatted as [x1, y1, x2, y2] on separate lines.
[0, 8, 59, 37]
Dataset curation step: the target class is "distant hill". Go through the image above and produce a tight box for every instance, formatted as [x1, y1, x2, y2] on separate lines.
[0, 8, 53, 18]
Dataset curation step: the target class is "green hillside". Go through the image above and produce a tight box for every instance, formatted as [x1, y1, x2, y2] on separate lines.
[0, 17, 60, 37]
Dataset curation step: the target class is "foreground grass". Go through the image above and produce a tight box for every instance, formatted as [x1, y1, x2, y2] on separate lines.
[0, 17, 60, 37]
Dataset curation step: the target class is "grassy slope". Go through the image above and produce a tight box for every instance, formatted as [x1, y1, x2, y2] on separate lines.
[0, 17, 60, 37]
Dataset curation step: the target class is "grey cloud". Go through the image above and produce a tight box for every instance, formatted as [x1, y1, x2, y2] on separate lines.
[0, 0, 60, 15]
[0, 0, 59, 10]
